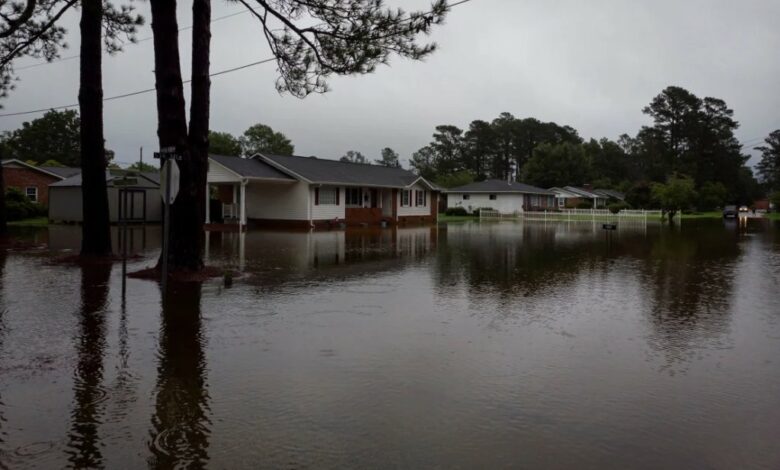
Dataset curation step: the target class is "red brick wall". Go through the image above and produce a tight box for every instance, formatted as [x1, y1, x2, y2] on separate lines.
[3, 167, 60, 206]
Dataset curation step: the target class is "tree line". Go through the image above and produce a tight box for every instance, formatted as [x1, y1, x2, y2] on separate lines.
[409, 86, 768, 210]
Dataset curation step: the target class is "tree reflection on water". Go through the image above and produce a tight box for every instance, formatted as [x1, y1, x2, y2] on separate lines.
[148, 281, 211, 469]
[66, 263, 112, 468]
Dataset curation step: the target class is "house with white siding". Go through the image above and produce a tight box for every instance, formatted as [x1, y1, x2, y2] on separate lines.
[206, 153, 440, 229]
[446, 179, 555, 214]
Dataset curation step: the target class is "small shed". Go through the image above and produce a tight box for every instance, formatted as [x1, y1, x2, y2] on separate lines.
[49, 170, 162, 223]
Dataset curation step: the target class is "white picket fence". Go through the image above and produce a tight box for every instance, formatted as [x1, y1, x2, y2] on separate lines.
[479, 208, 663, 224]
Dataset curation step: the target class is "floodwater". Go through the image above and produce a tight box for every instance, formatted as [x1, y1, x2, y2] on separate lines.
[0, 219, 779, 469]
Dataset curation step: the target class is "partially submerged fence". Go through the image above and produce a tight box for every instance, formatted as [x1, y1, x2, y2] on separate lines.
[479, 208, 663, 225]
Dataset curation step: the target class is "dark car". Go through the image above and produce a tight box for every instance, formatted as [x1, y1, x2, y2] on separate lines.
[723, 205, 738, 218]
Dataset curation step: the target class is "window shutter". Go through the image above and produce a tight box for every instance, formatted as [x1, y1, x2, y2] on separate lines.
[314, 188, 319, 205]
[424, 191, 427, 206]
[414, 190, 417, 207]
[336, 187, 340, 205]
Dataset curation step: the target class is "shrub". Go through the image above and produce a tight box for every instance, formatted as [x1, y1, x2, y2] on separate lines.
[607, 201, 630, 214]
[444, 207, 469, 216]
[576, 201, 593, 209]
[4, 188, 46, 221]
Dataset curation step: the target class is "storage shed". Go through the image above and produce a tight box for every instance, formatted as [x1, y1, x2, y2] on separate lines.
[49, 170, 162, 223]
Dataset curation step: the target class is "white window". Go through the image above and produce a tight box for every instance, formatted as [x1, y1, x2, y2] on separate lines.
[317, 187, 338, 205]
[530, 195, 539, 206]
[415, 190, 426, 207]
[25, 186, 38, 202]
[401, 190, 411, 207]
[345, 187, 361, 206]
[462, 194, 470, 200]
[489, 194, 497, 200]
[558, 197, 565, 208]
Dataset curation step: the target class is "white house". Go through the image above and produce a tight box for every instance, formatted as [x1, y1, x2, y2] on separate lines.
[206, 153, 440, 229]
[446, 179, 556, 214]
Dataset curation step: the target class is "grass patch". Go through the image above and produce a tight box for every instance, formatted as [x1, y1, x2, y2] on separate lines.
[7, 216, 48, 227]
[766, 212, 780, 220]
[438, 213, 478, 223]
[679, 211, 723, 220]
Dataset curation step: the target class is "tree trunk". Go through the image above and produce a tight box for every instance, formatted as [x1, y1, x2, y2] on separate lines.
[150, 0, 199, 271]
[79, 0, 112, 256]
[0, 150, 7, 234]
[185, 0, 211, 263]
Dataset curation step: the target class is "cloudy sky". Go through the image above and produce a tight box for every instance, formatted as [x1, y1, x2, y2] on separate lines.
[1, 0, 778, 167]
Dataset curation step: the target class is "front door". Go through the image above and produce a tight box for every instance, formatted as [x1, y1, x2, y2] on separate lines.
[370, 189, 379, 208]
[118, 189, 147, 222]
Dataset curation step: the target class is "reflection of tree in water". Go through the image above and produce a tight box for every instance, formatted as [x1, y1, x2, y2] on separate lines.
[640, 228, 741, 372]
[434, 224, 604, 303]
[0, 251, 7, 468]
[148, 282, 211, 469]
[65, 263, 112, 468]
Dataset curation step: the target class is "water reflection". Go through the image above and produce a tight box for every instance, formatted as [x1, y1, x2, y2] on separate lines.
[148, 282, 211, 469]
[641, 227, 741, 371]
[206, 226, 438, 287]
[66, 263, 112, 468]
[0, 250, 7, 470]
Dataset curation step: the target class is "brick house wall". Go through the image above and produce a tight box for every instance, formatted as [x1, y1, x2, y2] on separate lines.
[3, 167, 61, 206]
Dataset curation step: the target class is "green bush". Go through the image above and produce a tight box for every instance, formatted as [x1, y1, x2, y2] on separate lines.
[576, 201, 593, 209]
[4, 188, 46, 221]
[607, 201, 630, 214]
[444, 207, 469, 216]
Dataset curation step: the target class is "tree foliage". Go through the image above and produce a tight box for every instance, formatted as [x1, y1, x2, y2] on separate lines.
[651, 175, 698, 219]
[340, 150, 367, 164]
[238, 0, 448, 97]
[240, 123, 294, 156]
[0, 109, 80, 165]
[756, 130, 780, 191]
[435, 169, 474, 189]
[208, 130, 242, 156]
[375, 147, 400, 167]
[411, 112, 580, 182]
[127, 161, 157, 172]
[0, 0, 141, 99]
[521, 142, 589, 188]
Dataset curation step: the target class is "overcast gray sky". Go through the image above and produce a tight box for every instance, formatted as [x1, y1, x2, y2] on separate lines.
[1, 0, 778, 167]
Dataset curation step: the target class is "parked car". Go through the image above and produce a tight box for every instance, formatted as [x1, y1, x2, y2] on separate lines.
[723, 205, 738, 218]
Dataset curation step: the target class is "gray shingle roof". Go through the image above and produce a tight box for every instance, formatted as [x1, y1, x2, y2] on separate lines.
[210, 154, 296, 180]
[38, 166, 81, 179]
[447, 179, 554, 195]
[261, 154, 425, 187]
[50, 170, 159, 188]
[594, 189, 626, 200]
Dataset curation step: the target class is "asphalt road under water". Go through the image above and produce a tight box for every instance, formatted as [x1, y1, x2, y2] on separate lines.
[0, 218, 778, 469]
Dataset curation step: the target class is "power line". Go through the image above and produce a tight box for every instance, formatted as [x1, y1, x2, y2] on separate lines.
[0, 0, 478, 118]
[0, 57, 277, 117]
[14, 9, 250, 71]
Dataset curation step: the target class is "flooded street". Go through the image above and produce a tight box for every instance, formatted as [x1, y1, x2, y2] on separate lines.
[1, 220, 779, 469]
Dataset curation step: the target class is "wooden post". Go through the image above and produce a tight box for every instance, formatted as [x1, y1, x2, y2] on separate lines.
[240, 180, 247, 228]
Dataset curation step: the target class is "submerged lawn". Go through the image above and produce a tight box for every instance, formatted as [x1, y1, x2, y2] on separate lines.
[7, 216, 48, 227]
[438, 213, 478, 222]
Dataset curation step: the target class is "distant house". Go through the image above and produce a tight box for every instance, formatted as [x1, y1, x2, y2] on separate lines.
[1, 159, 80, 206]
[549, 186, 612, 208]
[593, 189, 626, 202]
[49, 170, 162, 223]
[206, 153, 440, 229]
[445, 179, 555, 214]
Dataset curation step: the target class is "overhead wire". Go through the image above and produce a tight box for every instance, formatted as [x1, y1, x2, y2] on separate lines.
[0, 0, 477, 118]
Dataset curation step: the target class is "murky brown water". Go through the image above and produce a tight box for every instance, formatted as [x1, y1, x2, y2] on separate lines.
[0, 219, 779, 469]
